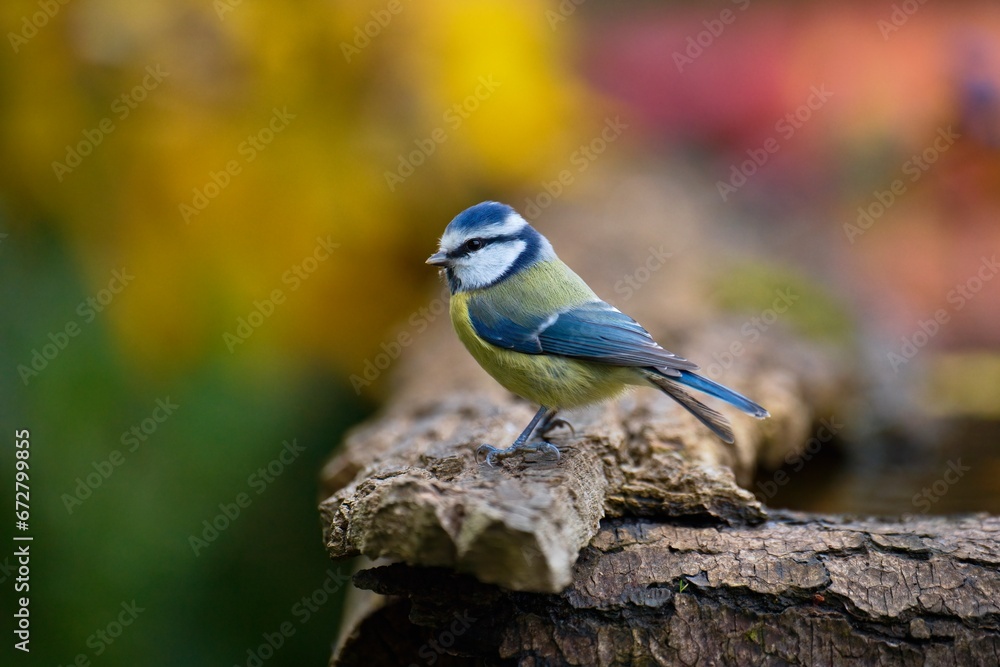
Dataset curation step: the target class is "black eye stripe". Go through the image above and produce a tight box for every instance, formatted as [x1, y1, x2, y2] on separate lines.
[446, 233, 520, 258]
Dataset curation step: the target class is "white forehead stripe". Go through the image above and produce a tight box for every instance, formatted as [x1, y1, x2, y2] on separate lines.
[440, 212, 529, 252]
[489, 213, 529, 237]
[456, 239, 526, 289]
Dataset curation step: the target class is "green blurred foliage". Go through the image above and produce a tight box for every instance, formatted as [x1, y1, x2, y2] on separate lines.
[2, 230, 370, 665]
[710, 263, 856, 345]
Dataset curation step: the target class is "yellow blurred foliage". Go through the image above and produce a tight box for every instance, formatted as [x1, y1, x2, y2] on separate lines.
[1, 0, 596, 375]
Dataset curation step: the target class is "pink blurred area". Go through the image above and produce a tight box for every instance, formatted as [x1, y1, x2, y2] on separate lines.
[577, 2, 1000, 349]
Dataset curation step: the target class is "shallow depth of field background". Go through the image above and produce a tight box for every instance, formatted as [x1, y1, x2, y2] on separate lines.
[2, 1, 999, 665]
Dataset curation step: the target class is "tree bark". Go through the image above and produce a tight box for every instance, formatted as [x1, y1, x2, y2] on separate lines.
[320, 322, 846, 594]
[335, 513, 1000, 667]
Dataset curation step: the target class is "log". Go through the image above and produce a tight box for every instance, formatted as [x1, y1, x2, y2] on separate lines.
[335, 513, 1000, 666]
[320, 323, 845, 594]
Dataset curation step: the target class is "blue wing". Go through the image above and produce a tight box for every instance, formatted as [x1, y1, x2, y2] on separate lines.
[467, 297, 698, 374]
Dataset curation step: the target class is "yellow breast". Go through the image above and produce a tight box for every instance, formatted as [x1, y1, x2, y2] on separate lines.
[448, 262, 638, 409]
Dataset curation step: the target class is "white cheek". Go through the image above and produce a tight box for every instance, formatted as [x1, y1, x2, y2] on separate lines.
[456, 240, 526, 289]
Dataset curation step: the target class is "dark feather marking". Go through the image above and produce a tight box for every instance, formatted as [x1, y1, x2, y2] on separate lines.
[646, 373, 736, 444]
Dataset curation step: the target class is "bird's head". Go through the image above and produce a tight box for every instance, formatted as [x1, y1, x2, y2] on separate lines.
[427, 202, 555, 293]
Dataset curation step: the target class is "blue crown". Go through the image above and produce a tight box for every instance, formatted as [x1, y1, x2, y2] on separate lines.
[447, 201, 517, 233]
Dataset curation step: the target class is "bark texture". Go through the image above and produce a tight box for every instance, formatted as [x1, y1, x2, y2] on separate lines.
[335, 513, 1000, 666]
[320, 323, 846, 594]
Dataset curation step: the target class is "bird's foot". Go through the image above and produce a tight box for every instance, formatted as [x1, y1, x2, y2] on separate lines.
[539, 417, 575, 439]
[475, 440, 561, 466]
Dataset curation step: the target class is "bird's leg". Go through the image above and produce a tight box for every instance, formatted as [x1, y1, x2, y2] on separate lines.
[537, 410, 575, 439]
[476, 406, 561, 466]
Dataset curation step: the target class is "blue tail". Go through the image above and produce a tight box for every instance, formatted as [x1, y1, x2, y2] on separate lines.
[676, 371, 769, 419]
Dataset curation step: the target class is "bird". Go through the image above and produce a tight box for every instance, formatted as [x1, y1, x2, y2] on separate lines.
[426, 201, 769, 465]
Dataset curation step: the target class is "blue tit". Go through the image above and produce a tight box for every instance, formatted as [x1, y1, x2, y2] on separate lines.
[426, 201, 769, 465]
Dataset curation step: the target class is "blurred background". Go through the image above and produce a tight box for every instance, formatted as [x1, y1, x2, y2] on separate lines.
[2, 0, 999, 665]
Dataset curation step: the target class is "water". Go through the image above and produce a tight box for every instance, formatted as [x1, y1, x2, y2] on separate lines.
[754, 418, 1000, 516]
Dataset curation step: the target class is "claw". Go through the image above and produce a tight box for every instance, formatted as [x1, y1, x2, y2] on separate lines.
[539, 418, 575, 438]
[534, 441, 561, 461]
[476, 444, 502, 466]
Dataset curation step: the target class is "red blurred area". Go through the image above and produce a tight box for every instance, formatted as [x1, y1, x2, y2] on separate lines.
[578, 2, 1000, 350]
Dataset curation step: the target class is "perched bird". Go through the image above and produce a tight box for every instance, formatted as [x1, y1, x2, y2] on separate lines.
[427, 202, 769, 465]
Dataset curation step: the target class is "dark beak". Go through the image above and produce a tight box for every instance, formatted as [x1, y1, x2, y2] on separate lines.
[426, 251, 450, 267]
